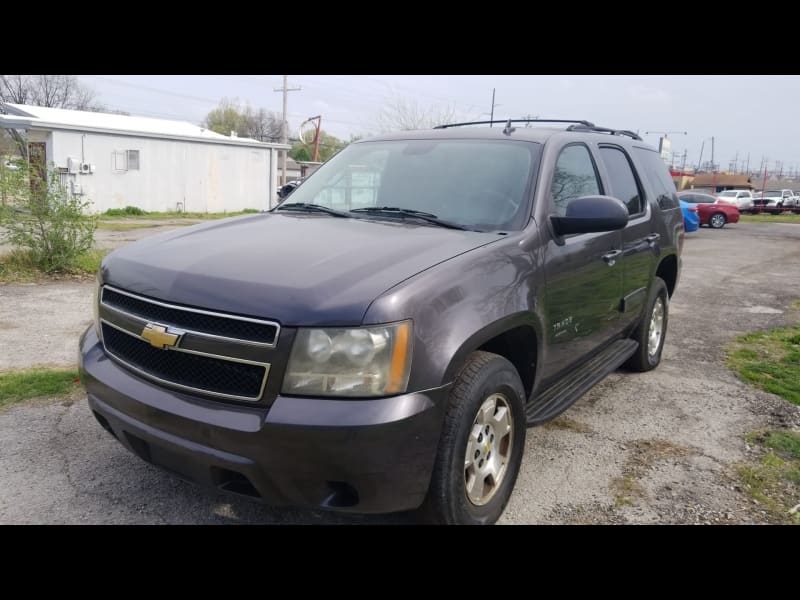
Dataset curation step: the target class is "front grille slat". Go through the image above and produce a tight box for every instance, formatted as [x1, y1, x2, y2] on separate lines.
[102, 287, 277, 345]
[102, 324, 267, 399]
[98, 285, 278, 402]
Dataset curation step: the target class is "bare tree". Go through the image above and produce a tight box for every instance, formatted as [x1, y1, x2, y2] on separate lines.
[204, 98, 282, 142]
[374, 97, 458, 133]
[0, 75, 105, 158]
[1, 75, 102, 110]
[244, 106, 283, 142]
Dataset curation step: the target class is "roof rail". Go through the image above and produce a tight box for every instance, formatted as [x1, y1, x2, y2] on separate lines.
[565, 124, 643, 141]
[434, 118, 595, 129]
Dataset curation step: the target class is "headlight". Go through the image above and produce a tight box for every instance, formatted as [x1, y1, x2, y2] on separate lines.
[282, 321, 412, 397]
[93, 274, 102, 340]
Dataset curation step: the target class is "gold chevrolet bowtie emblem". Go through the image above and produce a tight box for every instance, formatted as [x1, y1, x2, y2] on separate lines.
[141, 323, 180, 349]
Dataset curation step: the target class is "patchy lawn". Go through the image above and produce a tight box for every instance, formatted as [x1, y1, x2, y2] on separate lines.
[728, 314, 800, 524]
[727, 324, 800, 406]
[100, 209, 260, 220]
[740, 213, 800, 225]
[95, 221, 199, 231]
[0, 369, 81, 410]
[739, 430, 800, 524]
[0, 249, 107, 283]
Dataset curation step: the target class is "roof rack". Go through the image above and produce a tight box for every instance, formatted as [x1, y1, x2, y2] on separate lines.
[433, 118, 643, 142]
[565, 124, 642, 141]
[434, 118, 595, 129]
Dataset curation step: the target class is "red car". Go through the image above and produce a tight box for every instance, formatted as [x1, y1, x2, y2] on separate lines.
[676, 192, 740, 229]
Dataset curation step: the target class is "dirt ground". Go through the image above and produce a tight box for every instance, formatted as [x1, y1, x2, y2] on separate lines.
[1, 221, 799, 524]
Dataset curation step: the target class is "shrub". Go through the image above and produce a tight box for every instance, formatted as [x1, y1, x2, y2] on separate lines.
[104, 206, 146, 216]
[0, 164, 98, 273]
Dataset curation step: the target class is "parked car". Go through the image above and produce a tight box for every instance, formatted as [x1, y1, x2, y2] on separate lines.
[679, 199, 699, 232]
[277, 178, 303, 200]
[79, 119, 683, 525]
[753, 189, 796, 209]
[677, 191, 740, 228]
[716, 189, 754, 211]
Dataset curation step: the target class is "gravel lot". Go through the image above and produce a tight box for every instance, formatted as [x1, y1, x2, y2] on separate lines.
[1, 221, 799, 524]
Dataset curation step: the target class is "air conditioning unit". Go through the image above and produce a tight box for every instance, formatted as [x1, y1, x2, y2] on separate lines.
[67, 157, 80, 174]
[80, 162, 92, 174]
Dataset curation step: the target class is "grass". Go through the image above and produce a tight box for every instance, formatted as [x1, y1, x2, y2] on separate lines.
[739, 213, 800, 224]
[0, 369, 81, 409]
[99, 208, 260, 220]
[738, 430, 800, 524]
[0, 248, 107, 282]
[611, 475, 645, 507]
[726, 324, 800, 406]
[95, 221, 188, 231]
[610, 439, 691, 508]
[729, 318, 800, 523]
[546, 416, 594, 434]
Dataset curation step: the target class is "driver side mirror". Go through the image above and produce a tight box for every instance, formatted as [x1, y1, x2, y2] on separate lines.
[550, 195, 629, 236]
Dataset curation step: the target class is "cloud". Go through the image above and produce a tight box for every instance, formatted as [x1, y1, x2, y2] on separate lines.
[627, 85, 671, 104]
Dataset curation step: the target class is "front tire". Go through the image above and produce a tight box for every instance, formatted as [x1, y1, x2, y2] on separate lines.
[625, 277, 669, 372]
[419, 351, 526, 525]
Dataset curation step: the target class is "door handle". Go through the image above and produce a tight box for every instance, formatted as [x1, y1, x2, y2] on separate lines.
[602, 250, 622, 266]
[645, 233, 661, 245]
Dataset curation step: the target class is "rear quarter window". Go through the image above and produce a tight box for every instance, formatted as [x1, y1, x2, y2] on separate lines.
[633, 147, 679, 210]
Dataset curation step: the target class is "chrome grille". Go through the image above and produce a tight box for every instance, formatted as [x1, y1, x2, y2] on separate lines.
[99, 285, 279, 402]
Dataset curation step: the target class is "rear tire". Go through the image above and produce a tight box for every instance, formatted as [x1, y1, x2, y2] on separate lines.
[625, 277, 669, 372]
[709, 213, 727, 229]
[418, 351, 526, 525]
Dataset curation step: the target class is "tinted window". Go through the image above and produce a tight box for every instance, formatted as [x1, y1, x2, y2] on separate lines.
[635, 147, 679, 210]
[550, 144, 601, 216]
[599, 146, 643, 215]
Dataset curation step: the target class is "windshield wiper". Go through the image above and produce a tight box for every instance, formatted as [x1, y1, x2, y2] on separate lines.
[350, 206, 470, 231]
[275, 203, 350, 218]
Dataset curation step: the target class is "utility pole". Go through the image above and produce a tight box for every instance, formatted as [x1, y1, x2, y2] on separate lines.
[732, 150, 738, 174]
[679, 150, 688, 190]
[274, 75, 301, 187]
[745, 152, 750, 176]
[489, 88, 496, 128]
[696, 140, 705, 171]
[710, 136, 715, 172]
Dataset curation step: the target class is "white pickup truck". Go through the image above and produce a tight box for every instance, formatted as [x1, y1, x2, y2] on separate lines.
[752, 189, 800, 210]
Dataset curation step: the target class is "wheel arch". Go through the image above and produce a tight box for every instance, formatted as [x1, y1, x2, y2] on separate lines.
[442, 313, 542, 401]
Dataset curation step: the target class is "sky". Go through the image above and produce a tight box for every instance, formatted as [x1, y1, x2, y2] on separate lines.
[79, 75, 800, 175]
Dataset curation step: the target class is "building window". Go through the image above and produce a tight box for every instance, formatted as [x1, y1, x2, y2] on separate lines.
[126, 150, 140, 170]
[113, 150, 141, 171]
[113, 151, 126, 171]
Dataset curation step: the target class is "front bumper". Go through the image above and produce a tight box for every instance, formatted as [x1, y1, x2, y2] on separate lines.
[79, 326, 449, 514]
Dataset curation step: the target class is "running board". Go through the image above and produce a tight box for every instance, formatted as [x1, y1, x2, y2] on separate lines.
[526, 339, 638, 426]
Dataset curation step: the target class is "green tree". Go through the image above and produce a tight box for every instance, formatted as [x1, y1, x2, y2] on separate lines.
[288, 130, 347, 162]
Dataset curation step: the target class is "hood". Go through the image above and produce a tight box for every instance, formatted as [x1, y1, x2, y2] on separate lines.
[101, 213, 502, 326]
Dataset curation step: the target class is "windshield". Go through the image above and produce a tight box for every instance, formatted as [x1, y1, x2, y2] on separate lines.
[764, 190, 782, 198]
[719, 191, 737, 197]
[274, 139, 540, 231]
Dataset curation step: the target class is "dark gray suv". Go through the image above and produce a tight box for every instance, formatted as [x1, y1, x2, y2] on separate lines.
[79, 119, 683, 525]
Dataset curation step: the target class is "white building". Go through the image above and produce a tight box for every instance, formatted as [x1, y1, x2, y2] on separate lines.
[0, 103, 290, 213]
